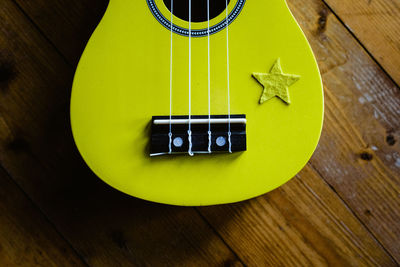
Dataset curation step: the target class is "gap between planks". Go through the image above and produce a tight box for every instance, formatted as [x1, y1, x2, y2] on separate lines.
[319, 0, 400, 90]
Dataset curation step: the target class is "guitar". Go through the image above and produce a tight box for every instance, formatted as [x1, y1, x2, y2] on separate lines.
[71, 0, 324, 205]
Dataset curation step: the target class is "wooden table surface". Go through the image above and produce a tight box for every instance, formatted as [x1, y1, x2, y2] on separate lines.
[0, 0, 399, 266]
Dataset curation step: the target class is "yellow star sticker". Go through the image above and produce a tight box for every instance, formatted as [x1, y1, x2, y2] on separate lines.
[252, 59, 300, 104]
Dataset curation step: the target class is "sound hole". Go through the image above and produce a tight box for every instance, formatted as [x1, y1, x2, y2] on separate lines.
[163, 0, 231, 23]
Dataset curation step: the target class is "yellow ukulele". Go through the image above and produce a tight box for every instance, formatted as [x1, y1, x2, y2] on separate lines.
[71, 0, 324, 205]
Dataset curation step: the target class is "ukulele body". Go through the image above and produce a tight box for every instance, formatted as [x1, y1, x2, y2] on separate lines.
[71, 0, 324, 205]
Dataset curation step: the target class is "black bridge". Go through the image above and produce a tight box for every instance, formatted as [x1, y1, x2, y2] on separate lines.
[150, 115, 247, 156]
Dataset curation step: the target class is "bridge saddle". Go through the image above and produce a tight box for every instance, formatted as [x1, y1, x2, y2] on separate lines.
[150, 115, 247, 156]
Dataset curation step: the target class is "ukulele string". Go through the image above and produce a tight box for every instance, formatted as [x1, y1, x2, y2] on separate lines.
[168, 0, 174, 154]
[207, 0, 212, 153]
[225, 0, 232, 153]
[187, 0, 194, 156]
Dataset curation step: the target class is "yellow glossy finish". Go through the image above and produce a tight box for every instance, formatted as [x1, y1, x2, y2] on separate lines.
[71, 0, 324, 205]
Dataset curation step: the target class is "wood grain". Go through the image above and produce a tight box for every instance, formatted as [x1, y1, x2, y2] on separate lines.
[0, 166, 86, 266]
[200, 165, 397, 266]
[322, 0, 400, 85]
[286, 0, 400, 261]
[12, 0, 109, 66]
[0, 0, 399, 265]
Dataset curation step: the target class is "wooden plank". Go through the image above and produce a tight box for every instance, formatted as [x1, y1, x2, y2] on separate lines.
[3, 0, 400, 265]
[285, 0, 400, 261]
[12, 0, 109, 66]
[322, 0, 400, 85]
[0, 166, 86, 266]
[199, 165, 397, 266]
[0, 1, 242, 266]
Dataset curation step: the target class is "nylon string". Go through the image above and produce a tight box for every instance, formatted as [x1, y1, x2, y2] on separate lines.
[187, 0, 194, 156]
[226, 0, 232, 153]
[168, 0, 174, 154]
[207, 0, 212, 153]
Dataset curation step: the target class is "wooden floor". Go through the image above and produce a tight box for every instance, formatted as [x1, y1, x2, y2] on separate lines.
[0, 0, 399, 266]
